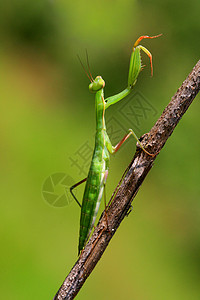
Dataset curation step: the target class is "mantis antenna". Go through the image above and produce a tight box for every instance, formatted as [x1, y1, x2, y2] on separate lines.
[77, 53, 93, 83]
[85, 49, 94, 82]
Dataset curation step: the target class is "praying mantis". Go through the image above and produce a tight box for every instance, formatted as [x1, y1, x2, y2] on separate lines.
[70, 35, 162, 255]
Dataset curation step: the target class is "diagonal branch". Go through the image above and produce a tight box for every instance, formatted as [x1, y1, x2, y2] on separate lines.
[54, 60, 200, 300]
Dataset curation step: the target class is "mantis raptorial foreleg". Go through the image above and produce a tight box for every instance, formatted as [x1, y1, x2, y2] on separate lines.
[105, 34, 162, 109]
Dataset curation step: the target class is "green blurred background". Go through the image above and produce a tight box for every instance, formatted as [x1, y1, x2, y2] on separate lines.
[1, 0, 200, 299]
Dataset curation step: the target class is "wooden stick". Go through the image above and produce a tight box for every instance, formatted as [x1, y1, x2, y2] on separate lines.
[54, 60, 200, 300]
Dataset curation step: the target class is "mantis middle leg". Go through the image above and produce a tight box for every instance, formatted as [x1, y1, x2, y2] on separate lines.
[106, 129, 157, 156]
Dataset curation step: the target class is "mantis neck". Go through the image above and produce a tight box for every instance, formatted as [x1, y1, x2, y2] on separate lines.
[95, 89, 106, 132]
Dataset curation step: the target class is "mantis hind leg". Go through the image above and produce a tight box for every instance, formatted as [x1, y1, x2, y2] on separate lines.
[70, 178, 87, 208]
[103, 170, 112, 235]
[103, 170, 109, 209]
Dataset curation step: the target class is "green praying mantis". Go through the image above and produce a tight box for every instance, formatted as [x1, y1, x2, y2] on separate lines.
[70, 34, 162, 255]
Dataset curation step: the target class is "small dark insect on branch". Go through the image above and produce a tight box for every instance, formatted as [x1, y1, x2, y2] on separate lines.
[54, 60, 200, 300]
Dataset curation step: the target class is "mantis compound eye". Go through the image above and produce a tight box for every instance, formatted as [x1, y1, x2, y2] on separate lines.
[89, 76, 105, 92]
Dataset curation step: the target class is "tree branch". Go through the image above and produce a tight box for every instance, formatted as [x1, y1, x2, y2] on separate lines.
[54, 60, 200, 300]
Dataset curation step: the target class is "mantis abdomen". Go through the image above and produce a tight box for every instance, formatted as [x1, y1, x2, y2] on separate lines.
[78, 148, 108, 254]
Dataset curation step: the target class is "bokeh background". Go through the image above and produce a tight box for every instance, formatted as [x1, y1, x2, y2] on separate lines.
[1, 1, 200, 299]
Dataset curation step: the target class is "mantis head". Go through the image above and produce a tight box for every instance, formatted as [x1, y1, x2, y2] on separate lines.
[89, 76, 105, 92]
